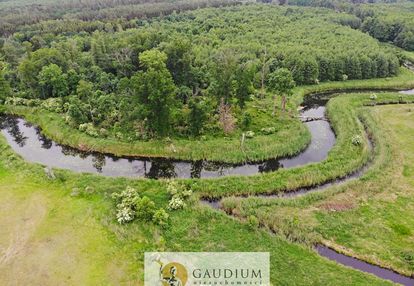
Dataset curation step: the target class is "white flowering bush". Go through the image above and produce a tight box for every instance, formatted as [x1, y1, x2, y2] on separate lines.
[352, 135, 363, 146]
[116, 203, 136, 224]
[245, 131, 255, 138]
[166, 180, 192, 211]
[79, 123, 99, 137]
[112, 186, 140, 224]
[166, 180, 180, 196]
[5, 97, 40, 107]
[260, 127, 276, 135]
[112, 186, 169, 226]
[168, 196, 186, 210]
[41, 97, 63, 113]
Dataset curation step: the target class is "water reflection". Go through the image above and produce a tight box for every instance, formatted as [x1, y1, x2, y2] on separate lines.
[0, 106, 334, 179]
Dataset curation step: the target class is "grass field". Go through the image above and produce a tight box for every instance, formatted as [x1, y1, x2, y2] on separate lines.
[0, 135, 394, 285]
[224, 101, 414, 276]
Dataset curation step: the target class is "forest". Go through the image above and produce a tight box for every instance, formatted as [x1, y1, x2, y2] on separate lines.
[290, 0, 414, 51]
[0, 5, 401, 139]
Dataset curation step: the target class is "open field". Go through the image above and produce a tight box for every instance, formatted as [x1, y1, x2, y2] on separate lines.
[0, 128, 396, 285]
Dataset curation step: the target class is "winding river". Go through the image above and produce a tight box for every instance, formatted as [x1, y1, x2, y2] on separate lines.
[1, 88, 414, 285]
[0, 96, 335, 178]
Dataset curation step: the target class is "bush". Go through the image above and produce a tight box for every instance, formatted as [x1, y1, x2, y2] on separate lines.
[260, 127, 276, 135]
[4, 97, 40, 107]
[248, 215, 259, 229]
[168, 195, 186, 210]
[166, 180, 192, 211]
[245, 131, 255, 138]
[41, 97, 63, 113]
[153, 208, 169, 227]
[352, 135, 363, 146]
[135, 196, 156, 221]
[116, 204, 136, 224]
[112, 186, 167, 225]
[79, 123, 99, 137]
[112, 186, 141, 224]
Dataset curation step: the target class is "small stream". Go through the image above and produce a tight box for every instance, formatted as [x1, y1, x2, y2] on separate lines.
[317, 246, 414, 286]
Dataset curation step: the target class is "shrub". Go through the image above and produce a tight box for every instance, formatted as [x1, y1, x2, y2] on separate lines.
[168, 196, 186, 210]
[245, 131, 255, 138]
[79, 123, 99, 137]
[4, 97, 34, 106]
[99, 128, 109, 137]
[135, 196, 156, 221]
[116, 204, 136, 224]
[112, 186, 140, 224]
[153, 208, 169, 227]
[352, 135, 363, 146]
[260, 127, 276, 135]
[166, 180, 192, 210]
[370, 93, 377, 101]
[41, 97, 63, 113]
[248, 215, 259, 229]
[166, 180, 181, 196]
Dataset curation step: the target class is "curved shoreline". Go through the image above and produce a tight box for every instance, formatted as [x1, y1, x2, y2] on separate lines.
[2, 69, 414, 164]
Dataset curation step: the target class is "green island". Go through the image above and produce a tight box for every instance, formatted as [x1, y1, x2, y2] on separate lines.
[1, 0, 414, 285]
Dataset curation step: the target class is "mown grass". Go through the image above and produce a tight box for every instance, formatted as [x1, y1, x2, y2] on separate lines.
[221, 102, 414, 276]
[0, 126, 394, 285]
[3, 67, 414, 164]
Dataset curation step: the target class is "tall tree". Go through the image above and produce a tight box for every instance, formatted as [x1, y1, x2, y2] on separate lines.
[132, 49, 176, 136]
[39, 64, 68, 98]
[268, 68, 296, 113]
[210, 49, 238, 105]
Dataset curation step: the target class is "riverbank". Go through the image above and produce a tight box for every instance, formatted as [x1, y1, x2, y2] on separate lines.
[2, 68, 414, 164]
[217, 102, 414, 278]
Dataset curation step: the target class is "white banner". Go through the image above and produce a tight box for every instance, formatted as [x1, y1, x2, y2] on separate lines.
[145, 252, 270, 286]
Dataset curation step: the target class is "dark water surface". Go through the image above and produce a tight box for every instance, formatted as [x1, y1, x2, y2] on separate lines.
[317, 246, 414, 286]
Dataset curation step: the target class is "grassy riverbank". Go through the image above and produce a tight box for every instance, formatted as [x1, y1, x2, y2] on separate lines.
[195, 92, 414, 199]
[3, 68, 414, 164]
[221, 102, 414, 276]
[0, 128, 393, 285]
[4, 95, 310, 164]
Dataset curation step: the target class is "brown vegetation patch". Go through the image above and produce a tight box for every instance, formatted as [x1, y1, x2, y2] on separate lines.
[320, 201, 355, 212]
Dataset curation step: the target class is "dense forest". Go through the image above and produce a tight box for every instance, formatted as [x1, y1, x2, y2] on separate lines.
[0, 0, 241, 37]
[288, 0, 414, 51]
[0, 4, 402, 140]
